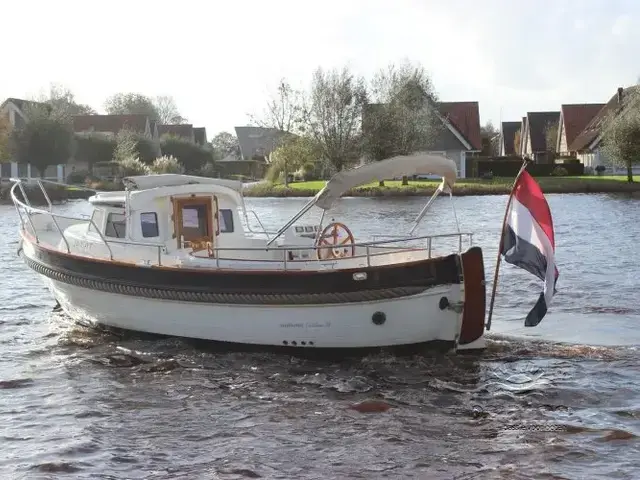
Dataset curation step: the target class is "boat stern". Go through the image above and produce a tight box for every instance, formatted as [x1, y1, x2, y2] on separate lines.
[457, 246, 487, 351]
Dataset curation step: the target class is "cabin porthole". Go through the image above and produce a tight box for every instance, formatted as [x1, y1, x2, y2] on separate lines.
[439, 297, 450, 310]
[372, 311, 386, 325]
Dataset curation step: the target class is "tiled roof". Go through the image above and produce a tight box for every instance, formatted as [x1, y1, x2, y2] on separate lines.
[569, 86, 640, 151]
[526, 111, 560, 152]
[501, 121, 521, 155]
[158, 123, 194, 140]
[72, 114, 149, 134]
[559, 104, 605, 151]
[437, 101, 482, 150]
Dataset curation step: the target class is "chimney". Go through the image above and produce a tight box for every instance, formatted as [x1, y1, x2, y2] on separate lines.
[617, 87, 623, 104]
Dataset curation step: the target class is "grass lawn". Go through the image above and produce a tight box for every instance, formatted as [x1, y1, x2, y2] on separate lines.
[287, 175, 633, 190]
[244, 175, 640, 198]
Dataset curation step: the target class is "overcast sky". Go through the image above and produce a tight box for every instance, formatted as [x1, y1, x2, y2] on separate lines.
[2, 0, 638, 137]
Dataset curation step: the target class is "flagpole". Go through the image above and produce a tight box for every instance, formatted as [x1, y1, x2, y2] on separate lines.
[485, 157, 532, 331]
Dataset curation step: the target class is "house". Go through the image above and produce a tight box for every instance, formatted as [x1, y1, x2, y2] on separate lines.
[72, 114, 155, 139]
[361, 101, 482, 178]
[158, 123, 195, 143]
[193, 127, 207, 146]
[234, 126, 290, 162]
[520, 111, 560, 163]
[0, 97, 63, 182]
[499, 121, 521, 156]
[214, 126, 291, 180]
[569, 86, 640, 171]
[555, 104, 605, 157]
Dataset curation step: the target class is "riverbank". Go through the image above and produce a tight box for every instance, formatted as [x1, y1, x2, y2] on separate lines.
[0, 183, 94, 205]
[244, 176, 640, 197]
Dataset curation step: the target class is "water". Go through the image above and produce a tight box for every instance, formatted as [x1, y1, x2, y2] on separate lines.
[1, 193, 639, 479]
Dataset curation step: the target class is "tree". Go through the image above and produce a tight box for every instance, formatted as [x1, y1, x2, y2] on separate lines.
[514, 128, 521, 156]
[364, 60, 442, 184]
[75, 133, 117, 171]
[155, 95, 187, 124]
[266, 135, 320, 184]
[601, 105, 640, 183]
[211, 131, 240, 159]
[0, 116, 10, 162]
[9, 105, 74, 177]
[249, 79, 304, 134]
[303, 66, 368, 172]
[43, 84, 96, 117]
[544, 121, 558, 162]
[104, 93, 160, 120]
[480, 121, 499, 156]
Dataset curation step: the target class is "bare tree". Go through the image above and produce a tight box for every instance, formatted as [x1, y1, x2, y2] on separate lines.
[34, 83, 96, 118]
[249, 79, 304, 133]
[302, 66, 368, 172]
[363, 60, 442, 184]
[154, 95, 187, 124]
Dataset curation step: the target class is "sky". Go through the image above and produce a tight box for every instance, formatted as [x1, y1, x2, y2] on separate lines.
[2, 0, 639, 138]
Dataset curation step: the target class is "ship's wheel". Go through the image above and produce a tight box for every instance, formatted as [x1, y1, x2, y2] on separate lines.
[316, 222, 356, 260]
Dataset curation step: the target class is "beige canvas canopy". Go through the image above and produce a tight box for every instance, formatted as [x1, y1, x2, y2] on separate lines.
[313, 153, 458, 210]
[122, 174, 243, 192]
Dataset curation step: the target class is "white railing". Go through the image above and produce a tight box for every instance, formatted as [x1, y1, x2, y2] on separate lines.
[11, 178, 473, 270]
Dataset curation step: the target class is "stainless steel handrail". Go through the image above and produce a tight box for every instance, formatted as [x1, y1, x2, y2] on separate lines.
[10, 178, 473, 270]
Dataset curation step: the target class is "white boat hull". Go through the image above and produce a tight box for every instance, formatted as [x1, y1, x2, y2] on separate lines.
[43, 276, 480, 349]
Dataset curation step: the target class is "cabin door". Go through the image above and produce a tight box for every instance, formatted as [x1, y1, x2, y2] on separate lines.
[172, 196, 219, 256]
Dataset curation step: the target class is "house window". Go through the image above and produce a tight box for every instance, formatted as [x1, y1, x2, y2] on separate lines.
[219, 209, 234, 233]
[105, 213, 126, 238]
[140, 212, 159, 238]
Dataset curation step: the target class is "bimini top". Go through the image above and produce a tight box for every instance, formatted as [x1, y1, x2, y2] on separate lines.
[313, 152, 458, 210]
[122, 174, 244, 192]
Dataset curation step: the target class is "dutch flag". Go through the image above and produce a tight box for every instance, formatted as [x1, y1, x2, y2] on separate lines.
[501, 170, 559, 327]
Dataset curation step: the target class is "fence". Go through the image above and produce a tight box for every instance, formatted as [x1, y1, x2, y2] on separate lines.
[466, 157, 585, 177]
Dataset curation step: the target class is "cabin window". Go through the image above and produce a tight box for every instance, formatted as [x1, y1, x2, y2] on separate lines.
[140, 212, 159, 238]
[89, 208, 105, 234]
[105, 213, 126, 238]
[219, 209, 234, 233]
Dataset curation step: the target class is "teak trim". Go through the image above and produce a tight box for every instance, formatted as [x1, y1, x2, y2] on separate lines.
[171, 195, 218, 250]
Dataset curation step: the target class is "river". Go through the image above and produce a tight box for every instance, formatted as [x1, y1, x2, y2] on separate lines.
[1, 193, 639, 479]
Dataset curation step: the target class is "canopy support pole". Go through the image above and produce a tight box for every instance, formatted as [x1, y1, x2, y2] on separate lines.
[408, 182, 444, 236]
[266, 196, 318, 247]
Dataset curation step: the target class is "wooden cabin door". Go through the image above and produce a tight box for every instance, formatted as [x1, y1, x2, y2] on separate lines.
[172, 196, 219, 255]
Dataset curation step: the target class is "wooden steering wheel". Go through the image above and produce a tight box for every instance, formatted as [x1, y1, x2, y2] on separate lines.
[316, 222, 356, 260]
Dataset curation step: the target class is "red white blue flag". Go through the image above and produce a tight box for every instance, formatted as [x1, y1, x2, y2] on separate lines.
[501, 170, 559, 326]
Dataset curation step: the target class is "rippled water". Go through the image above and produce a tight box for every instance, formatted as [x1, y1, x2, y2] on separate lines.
[1, 193, 639, 479]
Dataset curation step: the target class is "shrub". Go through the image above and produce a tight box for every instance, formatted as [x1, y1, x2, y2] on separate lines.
[74, 133, 116, 170]
[551, 166, 568, 176]
[66, 168, 95, 184]
[199, 162, 218, 177]
[118, 156, 150, 176]
[150, 155, 184, 174]
[160, 135, 212, 173]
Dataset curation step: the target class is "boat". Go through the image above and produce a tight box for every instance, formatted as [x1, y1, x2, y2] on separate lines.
[11, 153, 488, 352]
